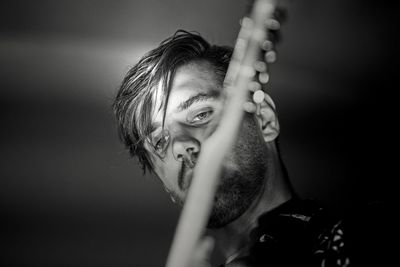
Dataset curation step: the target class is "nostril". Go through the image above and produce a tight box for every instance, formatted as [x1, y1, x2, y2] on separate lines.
[172, 139, 200, 162]
[187, 147, 199, 159]
[176, 154, 183, 161]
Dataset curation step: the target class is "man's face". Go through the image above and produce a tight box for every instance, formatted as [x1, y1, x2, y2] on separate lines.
[145, 61, 269, 228]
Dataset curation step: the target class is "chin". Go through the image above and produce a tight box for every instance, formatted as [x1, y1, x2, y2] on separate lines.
[206, 168, 264, 229]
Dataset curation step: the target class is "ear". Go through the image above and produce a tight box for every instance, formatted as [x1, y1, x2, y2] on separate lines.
[255, 93, 280, 142]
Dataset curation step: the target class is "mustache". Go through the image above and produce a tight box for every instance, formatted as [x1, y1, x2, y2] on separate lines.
[178, 161, 186, 191]
[178, 156, 196, 191]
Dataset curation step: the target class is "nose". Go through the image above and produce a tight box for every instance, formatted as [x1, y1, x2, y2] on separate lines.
[172, 137, 200, 167]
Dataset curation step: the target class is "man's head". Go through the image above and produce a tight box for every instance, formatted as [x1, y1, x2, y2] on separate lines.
[113, 31, 281, 228]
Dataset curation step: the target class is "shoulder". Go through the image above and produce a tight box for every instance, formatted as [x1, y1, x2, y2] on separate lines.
[312, 201, 391, 266]
[235, 199, 391, 267]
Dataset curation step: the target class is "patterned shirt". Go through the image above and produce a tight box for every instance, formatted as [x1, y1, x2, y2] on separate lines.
[223, 198, 387, 267]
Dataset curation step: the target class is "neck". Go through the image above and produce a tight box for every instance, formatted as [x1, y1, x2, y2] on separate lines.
[210, 143, 293, 260]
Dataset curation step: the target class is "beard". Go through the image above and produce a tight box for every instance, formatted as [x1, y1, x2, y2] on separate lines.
[206, 117, 269, 228]
[206, 161, 266, 229]
[172, 115, 270, 229]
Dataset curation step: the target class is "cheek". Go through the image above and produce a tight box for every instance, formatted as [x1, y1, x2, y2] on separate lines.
[153, 156, 181, 192]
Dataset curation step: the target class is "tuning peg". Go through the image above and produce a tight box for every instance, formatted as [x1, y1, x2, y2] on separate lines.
[261, 40, 273, 51]
[265, 50, 276, 63]
[253, 90, 265, 115]
[254, 61, 267, 73]
[253, 90, 265, 104]
[258, 72, 270, 84]
[265, 18, 280, 31]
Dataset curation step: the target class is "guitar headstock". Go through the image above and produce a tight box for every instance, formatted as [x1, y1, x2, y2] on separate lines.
[224, 0, 286, 114]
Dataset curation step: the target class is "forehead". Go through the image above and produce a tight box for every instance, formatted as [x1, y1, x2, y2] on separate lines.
[152, 61, 222, 122]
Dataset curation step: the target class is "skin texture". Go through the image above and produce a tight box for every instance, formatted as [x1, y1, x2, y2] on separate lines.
[144, 60, 274, 228]
[141, 60, 292, 265]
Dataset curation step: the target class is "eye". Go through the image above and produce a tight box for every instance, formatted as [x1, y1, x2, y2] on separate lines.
[154, 138, 164, 152]
[190, 110, 213, 124]
[153, 132, 170, 154]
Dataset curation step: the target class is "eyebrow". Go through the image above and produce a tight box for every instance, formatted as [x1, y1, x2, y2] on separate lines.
[149, 89, 221, 136]
[177, 90, 220, 112]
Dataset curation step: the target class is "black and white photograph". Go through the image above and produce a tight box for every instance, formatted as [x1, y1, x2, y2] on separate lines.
[1, 0, 396, 266]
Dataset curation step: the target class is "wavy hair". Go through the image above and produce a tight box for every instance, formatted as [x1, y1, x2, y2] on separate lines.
[113, 30, 232, 172]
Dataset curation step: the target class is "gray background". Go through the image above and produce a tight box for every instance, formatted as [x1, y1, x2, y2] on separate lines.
[0, 0, 396, 266]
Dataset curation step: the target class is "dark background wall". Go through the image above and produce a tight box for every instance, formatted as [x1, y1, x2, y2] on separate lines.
[0, 0, 396, 266]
